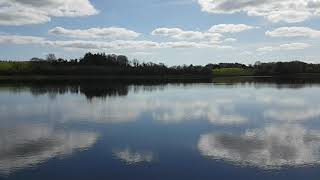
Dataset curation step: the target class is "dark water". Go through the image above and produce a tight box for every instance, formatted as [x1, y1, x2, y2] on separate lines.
[1, 78, 320, 179]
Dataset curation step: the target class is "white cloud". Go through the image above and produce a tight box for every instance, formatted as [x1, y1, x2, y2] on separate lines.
[151, 28, 222, 42]
[49, 27, 140, 40]
[209, 24, 258, 33]
[152, 28, 182, 37]
[279, 43, 311, 50]
[223, 38, 237, 43]
[0, 34, 159, 50]
[198, 124, 320, 169]
[0, 34, 46, 44]
[279, 43, 310, 50]
[51, 40, 161, 50]
[0, 34, 232, 50]
[257, 43, 311, 52]
[0, 5, 50, 25]
[198, 0, 320, 23]
[0, 0, 98, 25]
[266, 27, 320, 38]
[151, 25, 255, 42]
[131, 51, 152, 56]
[240, 51, 253, 55]
[52, 40, 229, 50]
[160, 41, 232, 49]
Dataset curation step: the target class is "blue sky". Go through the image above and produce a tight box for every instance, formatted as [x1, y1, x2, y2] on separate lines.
[0, 0, 320, 65]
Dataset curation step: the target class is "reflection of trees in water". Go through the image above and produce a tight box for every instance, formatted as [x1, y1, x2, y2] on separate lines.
[131, 84, 166, 93]
[3, 77, 320, 100]
[2, 79, 212, 100]
[80, 83, 129, 99]
[30, 86, 79, 99]
[28, 83, 129, 100]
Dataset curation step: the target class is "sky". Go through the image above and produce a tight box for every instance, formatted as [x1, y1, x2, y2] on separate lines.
[0, 0, 320, 65]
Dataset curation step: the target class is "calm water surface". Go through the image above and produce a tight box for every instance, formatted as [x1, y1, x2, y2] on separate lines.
[1, 79, 320, 179]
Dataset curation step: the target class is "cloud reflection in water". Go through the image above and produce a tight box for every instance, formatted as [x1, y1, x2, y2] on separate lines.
[152, 100, 247, 125]
[198, 124, 320, 169]
[113, 148, 154, 165]
[0, 124, 98, 175]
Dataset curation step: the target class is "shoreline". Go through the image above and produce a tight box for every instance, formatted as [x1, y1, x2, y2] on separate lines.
[0, 75, 268, 85]
[0, 75, 213, 80]
[0, 73, 320, 81]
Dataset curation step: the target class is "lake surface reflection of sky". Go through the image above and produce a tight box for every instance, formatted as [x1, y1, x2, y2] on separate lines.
[1, 80, 320, 179]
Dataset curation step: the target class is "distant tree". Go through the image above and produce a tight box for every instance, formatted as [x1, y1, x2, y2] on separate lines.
[132, 59, 140, 67]
[117, 55, 129, 66]
[57, 58, 67, 63]
[46, 54, 57, 62]
[30, 57, 44, 62]
[254, 61, 262, 67]
[107, 54, 117, 65]
[70, 59, 78, 63]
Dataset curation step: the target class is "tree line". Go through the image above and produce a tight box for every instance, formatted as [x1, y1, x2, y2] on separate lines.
[1, 52, 320, 76]
[0, 53, 212, 76]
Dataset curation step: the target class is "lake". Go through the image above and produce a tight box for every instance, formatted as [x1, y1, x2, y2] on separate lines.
[1, 78, 320, 179]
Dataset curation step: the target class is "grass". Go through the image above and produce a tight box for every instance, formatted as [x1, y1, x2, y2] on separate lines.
[0, 62, 13, 72]
[0, 61, 34, 74]
[213, 68, 255, 76]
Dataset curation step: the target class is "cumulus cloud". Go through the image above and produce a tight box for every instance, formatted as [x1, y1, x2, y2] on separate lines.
[239, 51, 253, 55]
[266, 27, 320, 38]
[0, 34, 46, 45]
[49, 27, 140, 40]
[0, 34, 231, 50]
[0, 124, 97, 174]
[151, 24, 255, 42]
[151, 28, 222, 42]
[50, 40, 231, 50]
[131, 51, 153, 56]
[0, 0, 98, 25]
[223, 38, 237, 43]
[198, 124, 320, 169]
[160, 41, 232, 49]
[51, 40, 161, 50]
[209, 24, 258, 33]
[257, 43, 311, 52]
[198, 0, 320, 23]
[0, 34, 160, 50]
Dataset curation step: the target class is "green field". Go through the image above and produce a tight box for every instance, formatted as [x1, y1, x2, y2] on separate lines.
[213, 68, 255, 76]
[0, 62, 34, 74]
[0, 62, 11, 72]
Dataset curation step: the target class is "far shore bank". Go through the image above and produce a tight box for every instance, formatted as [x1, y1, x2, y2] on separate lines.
[1, 74, 320, 82]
